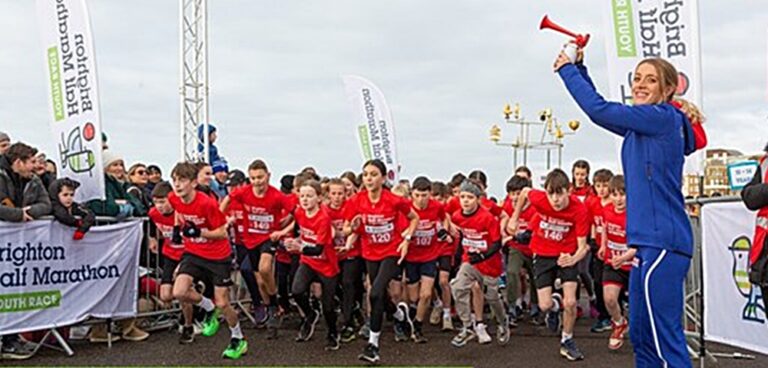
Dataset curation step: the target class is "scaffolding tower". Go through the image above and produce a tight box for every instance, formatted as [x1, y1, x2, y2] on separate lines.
[179, 0, 210, 162]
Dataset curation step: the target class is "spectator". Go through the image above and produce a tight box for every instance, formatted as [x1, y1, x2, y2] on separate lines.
[197, 123, 221, 164]
[210, 160, 229, 199]
[127, 163, 152, 210]
[0, 132, 10, 155]
[194, 162, 217, 200]
[0, 142, 52, 360]
[87, 151, 146, 219]
[49, 178, 95, 240]
[45, 159, 57, 178]
[101, 132, 109, 150]
[146, 164, 163, 194]
[742, 141, 768, 311]
[33, 152, 55, 190]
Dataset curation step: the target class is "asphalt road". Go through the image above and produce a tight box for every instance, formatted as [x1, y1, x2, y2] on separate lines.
[10, 316, 767, 367]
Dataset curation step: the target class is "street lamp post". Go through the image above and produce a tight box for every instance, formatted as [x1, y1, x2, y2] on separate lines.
[489, 103, 579, 170]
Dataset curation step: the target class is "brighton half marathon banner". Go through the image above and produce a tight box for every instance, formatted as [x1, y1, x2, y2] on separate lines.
[0, 220, 141, 335]
[701, 202, 768, 355]
[342, 75, 400, 184]
[36, 0, 105, 201]
[603, 0, 703, 173]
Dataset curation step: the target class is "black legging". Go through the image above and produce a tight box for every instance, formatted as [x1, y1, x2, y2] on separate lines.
[366, 257, 402, 333]
[340, 257, 365, 327]
[292, 263, 338, 335]
[591, 252, 610, 320]
[277, 255, 300, 311]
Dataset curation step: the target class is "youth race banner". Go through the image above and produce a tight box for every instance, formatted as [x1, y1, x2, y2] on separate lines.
[342, 75, 400, 183]
[603, 0, 703, 173]
[0, 220, 141, 335]
[701, 202, 768, 355]
[36, 0, 105, 201]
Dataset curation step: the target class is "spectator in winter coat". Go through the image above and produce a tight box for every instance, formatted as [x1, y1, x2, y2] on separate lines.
[86, 150, 146, 219]
[49, 178, 95, 240]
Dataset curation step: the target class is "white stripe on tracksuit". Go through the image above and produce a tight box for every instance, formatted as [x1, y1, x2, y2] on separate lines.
[643, 249, 669, 368]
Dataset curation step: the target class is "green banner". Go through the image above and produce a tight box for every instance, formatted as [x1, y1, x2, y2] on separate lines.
[357, 125, 373, 160]
[0, 290, 61, 313]
[611, 0, 637, 58]
[47, 46, 65, 121]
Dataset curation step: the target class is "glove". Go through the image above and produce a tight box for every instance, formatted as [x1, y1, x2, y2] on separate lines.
[513, 230, 532, 245]
[182, 221, 201, 238]
[116, 203, 134, 221]
[469, 252, 485, 265]
[437, 229, 449, 242]
[172, 225, 183, 244]
[73, 230, 86, 240]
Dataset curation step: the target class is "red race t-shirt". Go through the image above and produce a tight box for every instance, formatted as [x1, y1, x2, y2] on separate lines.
[528, 190, 589, 257]
[602, 204, 631, 272]
[445, 196, 502, 218]
[451, 207, 503, 277]
[327, 202, 361, 260]
[586, 196, 610, 258]
[570, 185, 593, 203]
[345, 190, 412, 262]
[407, 199, 445, 263]
[168, 191, 231, 261]
[226, 199, 246, 246]
[501, 197, 536, 257]
[444, 196, 461, 216]
[148, 207, 185, 261]
[294, 206, 339, 278]
[229, 185, 292, 249]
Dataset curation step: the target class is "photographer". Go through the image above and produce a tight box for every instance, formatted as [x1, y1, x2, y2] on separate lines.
[742, 142, 768, 309]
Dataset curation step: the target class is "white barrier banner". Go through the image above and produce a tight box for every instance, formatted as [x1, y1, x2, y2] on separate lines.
[603, 0, 703, 173]
[0, 220, 141, 335]
[702, 202, 768, 355]
[36, 0, 105, 201]
[342, 75, 400, 184]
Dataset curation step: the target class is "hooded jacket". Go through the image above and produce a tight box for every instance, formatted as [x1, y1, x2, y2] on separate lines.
[87, 173, 147, 217]
[558, 63, 696, 256]
[197, 123, 221, 164]
[0, 155, 52, 222]
[48, 178, 95, 232]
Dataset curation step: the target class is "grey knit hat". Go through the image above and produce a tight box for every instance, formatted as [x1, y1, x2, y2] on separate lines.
[459, 180, 483, 198]
[0, 132, 9, 143]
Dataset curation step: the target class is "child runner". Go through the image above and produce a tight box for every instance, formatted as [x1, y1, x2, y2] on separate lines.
[510, 169, 589, 361]
[599, 175, 634, 350]
[430, 181, 456, 331]
[450, 179, 510, 347]
[169, 162, 247, 359]
[288, 180, 341, 350]
[344, 159, 418, 364]
[586, 169, 614, 333]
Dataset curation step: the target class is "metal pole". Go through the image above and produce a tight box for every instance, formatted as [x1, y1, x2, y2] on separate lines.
[178, 0, 185, 162]
[202, 0, 210, 163]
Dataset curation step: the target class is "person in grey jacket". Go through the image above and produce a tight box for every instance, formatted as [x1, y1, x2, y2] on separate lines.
[0, 142, 51, 222]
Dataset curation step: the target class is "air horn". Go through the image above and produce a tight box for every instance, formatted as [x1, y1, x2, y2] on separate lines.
[539, 15, 590, 48]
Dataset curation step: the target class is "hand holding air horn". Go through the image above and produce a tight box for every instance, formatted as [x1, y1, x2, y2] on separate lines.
[540, 15, 590, 63]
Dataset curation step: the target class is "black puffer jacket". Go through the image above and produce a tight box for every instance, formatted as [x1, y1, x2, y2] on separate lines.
[48, 178, 95, 232]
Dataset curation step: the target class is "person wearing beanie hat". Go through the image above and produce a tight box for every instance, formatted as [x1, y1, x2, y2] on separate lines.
[87, 150, 146, 219]
[210, 160, 229, 199]
[197, 123, 221, 165]
[0, 132, 10, 155]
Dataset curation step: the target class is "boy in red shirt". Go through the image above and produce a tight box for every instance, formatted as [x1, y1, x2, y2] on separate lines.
[169, 162, 247, 360]
[405, 177, 449, 343]
[449, 179, 510, 347]
[500, 175, 537, 326]
[147, 181, 194, 344]
[430, 181, 456, 331]
[586, 169, 614, 332]
[286, 180, 341, 350]
[598, 175, 634, 350]
[510, 169, 589, 361]
[220, 159, 293, 334]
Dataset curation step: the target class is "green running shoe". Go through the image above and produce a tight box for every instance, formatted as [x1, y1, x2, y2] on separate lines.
[222, 338, 248, 360]
[201, 309, 221, 337]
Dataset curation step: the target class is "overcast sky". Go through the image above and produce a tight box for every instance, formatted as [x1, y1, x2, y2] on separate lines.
[1, 1, 766, 197]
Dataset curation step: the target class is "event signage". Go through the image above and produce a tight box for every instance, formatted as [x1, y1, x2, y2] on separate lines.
[0, 220, 141, 335]
[36, 0, 105, 201]
[727, 161, 759, 191]
[342, 75, 400, 184]
[702, 202, 768, 355]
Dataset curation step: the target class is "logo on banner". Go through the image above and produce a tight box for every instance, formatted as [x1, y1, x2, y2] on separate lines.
[729, 236, 765, 323]
[58, 124, 96, 176]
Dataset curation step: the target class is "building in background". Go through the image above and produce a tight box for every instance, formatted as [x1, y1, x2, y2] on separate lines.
[683, 148, 762, 198]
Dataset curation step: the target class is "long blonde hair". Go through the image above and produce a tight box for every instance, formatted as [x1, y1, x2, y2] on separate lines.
[638, 58, 704, 125]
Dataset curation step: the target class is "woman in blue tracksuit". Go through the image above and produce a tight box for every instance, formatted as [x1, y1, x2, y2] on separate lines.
[555, 50, 697, 367]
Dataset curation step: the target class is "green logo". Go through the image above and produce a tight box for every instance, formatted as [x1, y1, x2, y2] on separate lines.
[47, 46, 65, 121]
[357, 125, 372, 160]
[612, 0, 637, 57]
[0, 290, 61, 313]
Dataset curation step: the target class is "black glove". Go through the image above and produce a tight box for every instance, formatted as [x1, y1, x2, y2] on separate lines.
[469, 252, 485, 265]
[437, 229, 449, 242]
[587, 238, 598, 250]
[513, 230, 532, 245]
[172, 225, 183, 244]
[182, 221, 201, 238]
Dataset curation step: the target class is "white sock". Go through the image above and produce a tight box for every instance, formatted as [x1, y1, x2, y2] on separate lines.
[551, 298, 560, 313]
[394, 308, 405, 322]
[443, 307, 451, 318]
[196, 297, 215, 312]
[230, 322, 243, 339]
[613, 317, 625, 325]
[369, 331, 380, 347]
[561, 332, 573, 343]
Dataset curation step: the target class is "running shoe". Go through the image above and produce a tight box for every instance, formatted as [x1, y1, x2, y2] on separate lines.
[359, 343, 380, 364]
[296, 308, 320, 342]
[608, 319, 628, 350]
[475, 323, 492, 344]
[325, 332, 341, 351]
[560, 338, 585, 361]
[179, 325, 195, 344]
[222, 338, 248, 360]
[201, 309, 221, 337]
[451, 328, 476, 348]
[591, 318, 612, 333]
[340, 325, 357, 343]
